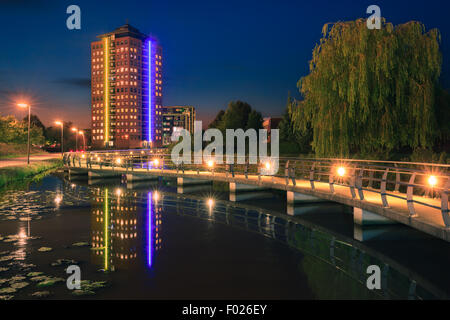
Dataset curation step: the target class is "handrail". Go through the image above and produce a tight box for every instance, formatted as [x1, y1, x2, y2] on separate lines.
[63, 150, 450, 228]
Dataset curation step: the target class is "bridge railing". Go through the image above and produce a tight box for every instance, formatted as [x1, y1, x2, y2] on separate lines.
[63, 150, 450, 227]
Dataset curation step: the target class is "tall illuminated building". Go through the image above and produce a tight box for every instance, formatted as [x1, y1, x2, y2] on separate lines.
[91, 24, 163, 149]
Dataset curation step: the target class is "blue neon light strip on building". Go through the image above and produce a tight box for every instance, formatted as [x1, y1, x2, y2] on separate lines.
[148, 40, 153, 143]
[147, 192, 153, 267]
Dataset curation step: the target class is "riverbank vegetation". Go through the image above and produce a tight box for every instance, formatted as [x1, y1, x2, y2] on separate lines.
[0, 160, 62, 189]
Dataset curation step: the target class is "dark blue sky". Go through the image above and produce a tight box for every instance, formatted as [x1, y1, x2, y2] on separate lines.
[0, 0, 449, 128]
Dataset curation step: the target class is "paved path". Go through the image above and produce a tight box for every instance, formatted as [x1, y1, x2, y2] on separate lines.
[0, 154, 61, 168]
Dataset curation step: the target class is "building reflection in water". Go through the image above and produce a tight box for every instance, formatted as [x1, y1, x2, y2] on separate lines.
[90, 188, 162, 271]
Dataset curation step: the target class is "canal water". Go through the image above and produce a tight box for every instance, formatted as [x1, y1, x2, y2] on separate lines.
[0, 170, 449, 299]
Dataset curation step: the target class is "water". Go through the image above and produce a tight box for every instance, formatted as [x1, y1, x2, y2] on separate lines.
[0, 171, 449, 299]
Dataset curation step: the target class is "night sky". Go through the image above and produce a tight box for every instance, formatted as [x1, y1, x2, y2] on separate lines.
[0, 0, 449, 129]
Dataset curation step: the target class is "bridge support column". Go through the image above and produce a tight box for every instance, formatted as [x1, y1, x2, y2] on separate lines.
[287, 202, 345, 216]
[287, 191, 328, 204]
[88, 169, 122, 179]
[177, 177, 212, 186]
[353, 225, 393, 241]
[353, 207, 397, 226]
[126, 173, 158, 182]
[177, 185, 212, 194]
[229, 182, 270, 202]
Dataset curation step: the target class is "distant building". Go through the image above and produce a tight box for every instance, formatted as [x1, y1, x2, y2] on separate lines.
[262, 117, 282, 142]
[90, 23, 163, 149]
[160, 106, 196, 146]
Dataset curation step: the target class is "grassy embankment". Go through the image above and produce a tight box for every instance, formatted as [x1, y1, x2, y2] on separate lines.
[0, 142, 48, 159]
[0, 160, 62, 189]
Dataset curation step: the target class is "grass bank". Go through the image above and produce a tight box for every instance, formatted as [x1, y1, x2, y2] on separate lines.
[0, 142, 47, 159]
[0, 159, 62, 189]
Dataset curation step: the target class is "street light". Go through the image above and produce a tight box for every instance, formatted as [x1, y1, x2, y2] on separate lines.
[428, 175, 437, 187]
[71, 127, 78, 152]
[17, 103, 31, 164]
[55, 121, 64, 157]
[79, 130, 86, 151]
[337, 167, 346, 177]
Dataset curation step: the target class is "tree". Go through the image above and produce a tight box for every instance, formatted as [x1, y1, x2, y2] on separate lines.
[279, 95, 312, 155]
[245, 110, 263, 130]
[297, 19, 443, 158]
[208, 110, 225, 129]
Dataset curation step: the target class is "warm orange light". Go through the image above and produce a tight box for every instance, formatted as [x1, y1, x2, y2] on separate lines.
[207, 198, 214, 207]
[81, 154, 86, 159]
[116, 158, 122, 164]
[264, 162, 271, 170]
[153, 192, 159, 202]
[71, 127, 78, 132]
[337, 167, 346, 177]
[428, 175, 437, 187]
[115, 188, 122, 196]
[153, 159, 160, 166]
[17, 103, 29, 108]
[78, 131, 84, 135]
[207, 160, 214, 168]
[55, 121, 62, 126]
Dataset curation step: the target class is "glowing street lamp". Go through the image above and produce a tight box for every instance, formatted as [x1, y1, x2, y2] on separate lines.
[115, 158, 122, 165]
[55, 121, 64, 157]
[207, 160, 214, 168]
[71, 127, 79, 151]
[428, 175, 437, 187]
[337, 167, 346, 177]
[153, 158, 160, 166]
[17, 103, 31, 164]
[79, 130, 86, 151]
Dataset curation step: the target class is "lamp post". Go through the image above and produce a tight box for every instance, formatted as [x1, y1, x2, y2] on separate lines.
[17, 103, 31, 165]
[79, 130, 86, 151]
[71, 128, 78, 152]
[55, 121, 64, 157]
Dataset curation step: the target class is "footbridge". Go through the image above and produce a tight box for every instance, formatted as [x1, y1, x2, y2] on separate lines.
[63, 150, 450, 242]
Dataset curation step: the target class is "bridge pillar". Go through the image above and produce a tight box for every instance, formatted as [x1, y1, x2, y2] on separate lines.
[353, 224, 393, 241]
[229, 191, 273, 202]
[229, 182, 270, 202]
[177, 185, 212, 194]
[353, 207, 397, 226]
[126, 173, 158, 182]
[177, 177, 212, 186]
[287, 202, 345, 216]
[88, 169, 122, 179]
[68, 168, 88, 176]
[286, 191, 328, 204]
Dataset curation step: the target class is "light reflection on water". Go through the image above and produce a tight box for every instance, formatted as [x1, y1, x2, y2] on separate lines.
[0, 174, 449, 299]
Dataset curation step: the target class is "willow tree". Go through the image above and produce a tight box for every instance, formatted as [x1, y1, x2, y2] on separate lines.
[296, 19, 442, 157]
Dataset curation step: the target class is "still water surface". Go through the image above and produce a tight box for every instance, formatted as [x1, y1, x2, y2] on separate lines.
[0, 171, 449, 299]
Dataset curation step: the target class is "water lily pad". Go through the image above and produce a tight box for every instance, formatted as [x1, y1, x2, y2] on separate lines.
[51, 259, 77, 267]
[0, 287, 17, 294]
[36, 277, 64, 287]
[0, 255, 14, 262]
[11, 281, 29, 289]
[30, 276, 50, 282]
[9, 276, 26, 283]
[37, 247, 52, 252]
[30, 291, 51, 298]
[72, 242, 90, 247]
[0, 295, 13, 300]
[27, 272, 44, 277]
[72, 289, 95, 296]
